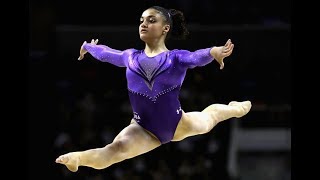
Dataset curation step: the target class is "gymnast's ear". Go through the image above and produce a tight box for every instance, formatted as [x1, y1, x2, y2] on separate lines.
[163, 24, 170, 33]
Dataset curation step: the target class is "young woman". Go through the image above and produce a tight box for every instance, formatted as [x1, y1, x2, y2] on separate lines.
[56, 6, 251, 172]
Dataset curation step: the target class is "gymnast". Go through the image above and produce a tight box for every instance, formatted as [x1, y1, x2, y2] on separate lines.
[55, 5, 252, 172]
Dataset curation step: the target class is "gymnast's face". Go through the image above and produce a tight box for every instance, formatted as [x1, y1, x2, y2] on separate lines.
[139, 8, 170, 42]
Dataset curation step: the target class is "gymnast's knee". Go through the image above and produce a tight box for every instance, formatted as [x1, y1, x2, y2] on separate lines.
[109, 139, 131, 154]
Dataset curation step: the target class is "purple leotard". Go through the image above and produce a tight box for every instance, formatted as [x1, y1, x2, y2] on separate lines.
[83, 44, 214, 144]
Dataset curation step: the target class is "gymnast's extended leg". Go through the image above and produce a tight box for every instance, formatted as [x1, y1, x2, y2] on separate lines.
[172, 101, 252, 141]
[55, 120, 161, 172]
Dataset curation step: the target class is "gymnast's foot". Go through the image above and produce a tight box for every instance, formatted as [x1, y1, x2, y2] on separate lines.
[228, 101, 252, 118]
[55, 152, 81, 172]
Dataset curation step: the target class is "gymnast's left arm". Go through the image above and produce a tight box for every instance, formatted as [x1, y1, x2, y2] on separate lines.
[178, 39, 234, 70]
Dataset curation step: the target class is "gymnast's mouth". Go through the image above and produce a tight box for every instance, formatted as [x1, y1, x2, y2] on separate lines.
[140, 29, 148, 33]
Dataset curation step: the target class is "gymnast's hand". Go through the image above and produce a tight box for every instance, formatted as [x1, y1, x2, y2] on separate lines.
[210, 39, 234, 70]
[78, 39, 99, 60]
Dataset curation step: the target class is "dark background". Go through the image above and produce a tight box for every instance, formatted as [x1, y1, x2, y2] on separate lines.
[29, 0, 291, 179]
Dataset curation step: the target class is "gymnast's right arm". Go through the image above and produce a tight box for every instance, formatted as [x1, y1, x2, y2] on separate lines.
[78, 39, 126, 67]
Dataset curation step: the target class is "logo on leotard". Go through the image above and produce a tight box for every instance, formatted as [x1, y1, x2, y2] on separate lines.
[133, 112, 141, 121]
[176, 107, 182, 114]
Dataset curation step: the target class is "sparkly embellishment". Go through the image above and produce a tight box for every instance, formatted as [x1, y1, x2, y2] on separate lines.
[128, 51, 171, 90]
[128, 85, 179, 102]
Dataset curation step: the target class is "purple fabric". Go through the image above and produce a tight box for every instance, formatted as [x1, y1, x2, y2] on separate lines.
[84, 43, 214, 143]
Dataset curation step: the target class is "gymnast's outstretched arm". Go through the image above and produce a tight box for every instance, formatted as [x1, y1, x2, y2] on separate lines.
[177, 39, 234, 70]
[78, 39, 127, 67]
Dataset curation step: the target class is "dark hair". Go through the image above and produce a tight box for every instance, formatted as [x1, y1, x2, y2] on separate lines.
[150, 6, 189, 40]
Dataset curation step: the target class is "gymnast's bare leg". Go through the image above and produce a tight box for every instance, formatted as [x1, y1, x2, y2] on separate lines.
[55, 120, 161, 172]
[172, 101, 252, 141]
[55, 101, 251, 172]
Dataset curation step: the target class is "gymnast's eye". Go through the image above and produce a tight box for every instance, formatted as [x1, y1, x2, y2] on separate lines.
[148, 18, 156, 23]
